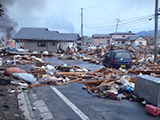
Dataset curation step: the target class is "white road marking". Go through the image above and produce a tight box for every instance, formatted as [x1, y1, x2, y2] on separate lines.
[50, 86, 90, 120]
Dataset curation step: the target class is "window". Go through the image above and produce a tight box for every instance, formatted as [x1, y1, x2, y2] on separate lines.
[139, 42, 142, 45]
[51, 42, 56, 46]
[115, 52, 131, 58]
[37, 42, 46, 47]
[122, 35, 126, 38]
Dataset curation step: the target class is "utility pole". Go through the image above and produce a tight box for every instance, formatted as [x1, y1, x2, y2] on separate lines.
[81, 7, 84, 47]
[113, 18, 120, 43]
[154, 0, 159, 63]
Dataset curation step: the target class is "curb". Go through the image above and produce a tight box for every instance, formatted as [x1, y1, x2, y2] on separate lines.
[18, 90, 36, 120]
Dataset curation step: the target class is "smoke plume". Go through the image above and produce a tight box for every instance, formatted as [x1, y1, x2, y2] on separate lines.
[0, 0, 18, 44]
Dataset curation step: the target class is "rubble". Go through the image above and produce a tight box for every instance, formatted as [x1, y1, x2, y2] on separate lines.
[0, 44, 160, 116]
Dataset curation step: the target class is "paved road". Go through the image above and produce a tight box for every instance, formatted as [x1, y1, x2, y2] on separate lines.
[25, 57, 159, 120]
[44, 56, 103, 71]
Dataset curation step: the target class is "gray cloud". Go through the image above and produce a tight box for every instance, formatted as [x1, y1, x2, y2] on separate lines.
[44, 15, 75, 33]
[14, 0, 48, 15]
[7, 0, 76, 33]
[5, 0, 156, 36]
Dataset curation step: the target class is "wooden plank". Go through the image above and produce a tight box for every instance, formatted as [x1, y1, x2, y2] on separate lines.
[99, 73, 113, 86]
[58, 72, 83, 76]
[129, 77, 136, 83]
[55, 78, 83, 85]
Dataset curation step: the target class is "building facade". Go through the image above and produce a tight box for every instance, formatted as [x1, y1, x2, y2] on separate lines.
[126, 35, 148, 45]
[92, 34, 109, 46]
[109, 31, 135, 44]
[13, 27, 80, 52]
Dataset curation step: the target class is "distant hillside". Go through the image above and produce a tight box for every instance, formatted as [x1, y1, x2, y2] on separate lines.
[136, 30, 160, 36]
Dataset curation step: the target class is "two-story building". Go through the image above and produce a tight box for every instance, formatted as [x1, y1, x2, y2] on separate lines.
[109, 31, 135, 44]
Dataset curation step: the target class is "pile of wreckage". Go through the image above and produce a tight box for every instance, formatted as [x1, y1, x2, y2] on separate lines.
[1, 44, 160, 116]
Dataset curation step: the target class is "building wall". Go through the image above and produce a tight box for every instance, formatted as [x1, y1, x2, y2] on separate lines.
[92, 38, 109, 46]
[47, 41, 58, 52]
[134, 37, 147, 45]
[109, 34, 135, 43]
[24, 40, 47, 52]
[15, 40, 76, 52]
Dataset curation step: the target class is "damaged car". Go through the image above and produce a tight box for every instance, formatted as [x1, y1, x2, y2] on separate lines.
[103, 50, 133, 69]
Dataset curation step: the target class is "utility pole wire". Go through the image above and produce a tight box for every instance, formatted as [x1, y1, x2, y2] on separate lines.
[85, 0, 105, 9]
[84, 15, 154, 30]
[84, 19, 150, 30]
[85, 0, 113, 9]
[85, 14, 154, 27]
[85, 14, 154, 26]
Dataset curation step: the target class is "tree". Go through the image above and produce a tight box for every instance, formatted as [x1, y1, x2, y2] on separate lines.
[0, 3, 4, 17]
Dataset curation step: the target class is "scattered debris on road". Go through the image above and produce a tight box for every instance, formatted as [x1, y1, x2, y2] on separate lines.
[0, 44, 160, 117]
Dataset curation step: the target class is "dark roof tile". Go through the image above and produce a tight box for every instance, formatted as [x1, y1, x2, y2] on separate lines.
[13, 27, 79, 41]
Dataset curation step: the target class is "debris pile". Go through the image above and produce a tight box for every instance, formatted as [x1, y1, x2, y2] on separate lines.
[1, 44, 160, 117]
[0, 63, 143, 101]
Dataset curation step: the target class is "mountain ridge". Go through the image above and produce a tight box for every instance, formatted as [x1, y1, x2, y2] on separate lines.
[135, 30, 160, 36]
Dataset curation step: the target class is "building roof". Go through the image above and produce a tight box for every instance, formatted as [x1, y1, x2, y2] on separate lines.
[109, 31, 135, 35]
[126, 35, 147, 41]
[13, 27, 79, 41]
[92, 34, 109, 38]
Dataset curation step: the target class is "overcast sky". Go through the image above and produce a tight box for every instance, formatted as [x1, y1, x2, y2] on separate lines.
[1, 0, 158, 36]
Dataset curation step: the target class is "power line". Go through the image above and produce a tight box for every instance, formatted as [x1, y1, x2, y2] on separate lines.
[84, 15, 154, 30]
[85, 14, 154, 26]
[85, 19, 152, 30]
[85, 0, 106, 9]
[95, 0, 113, 8]
[84, 21, 150, 31]
[120, 14, 154, 22]
[85, 0, 113, 9]
[84, 14, 154, 29]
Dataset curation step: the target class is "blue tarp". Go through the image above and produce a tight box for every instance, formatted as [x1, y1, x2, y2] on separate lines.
[132, 44, 139, 47]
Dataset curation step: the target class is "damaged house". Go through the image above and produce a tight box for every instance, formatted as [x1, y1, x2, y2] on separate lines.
[125, 35, 148, 46]
[13, 27, 80, 52]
